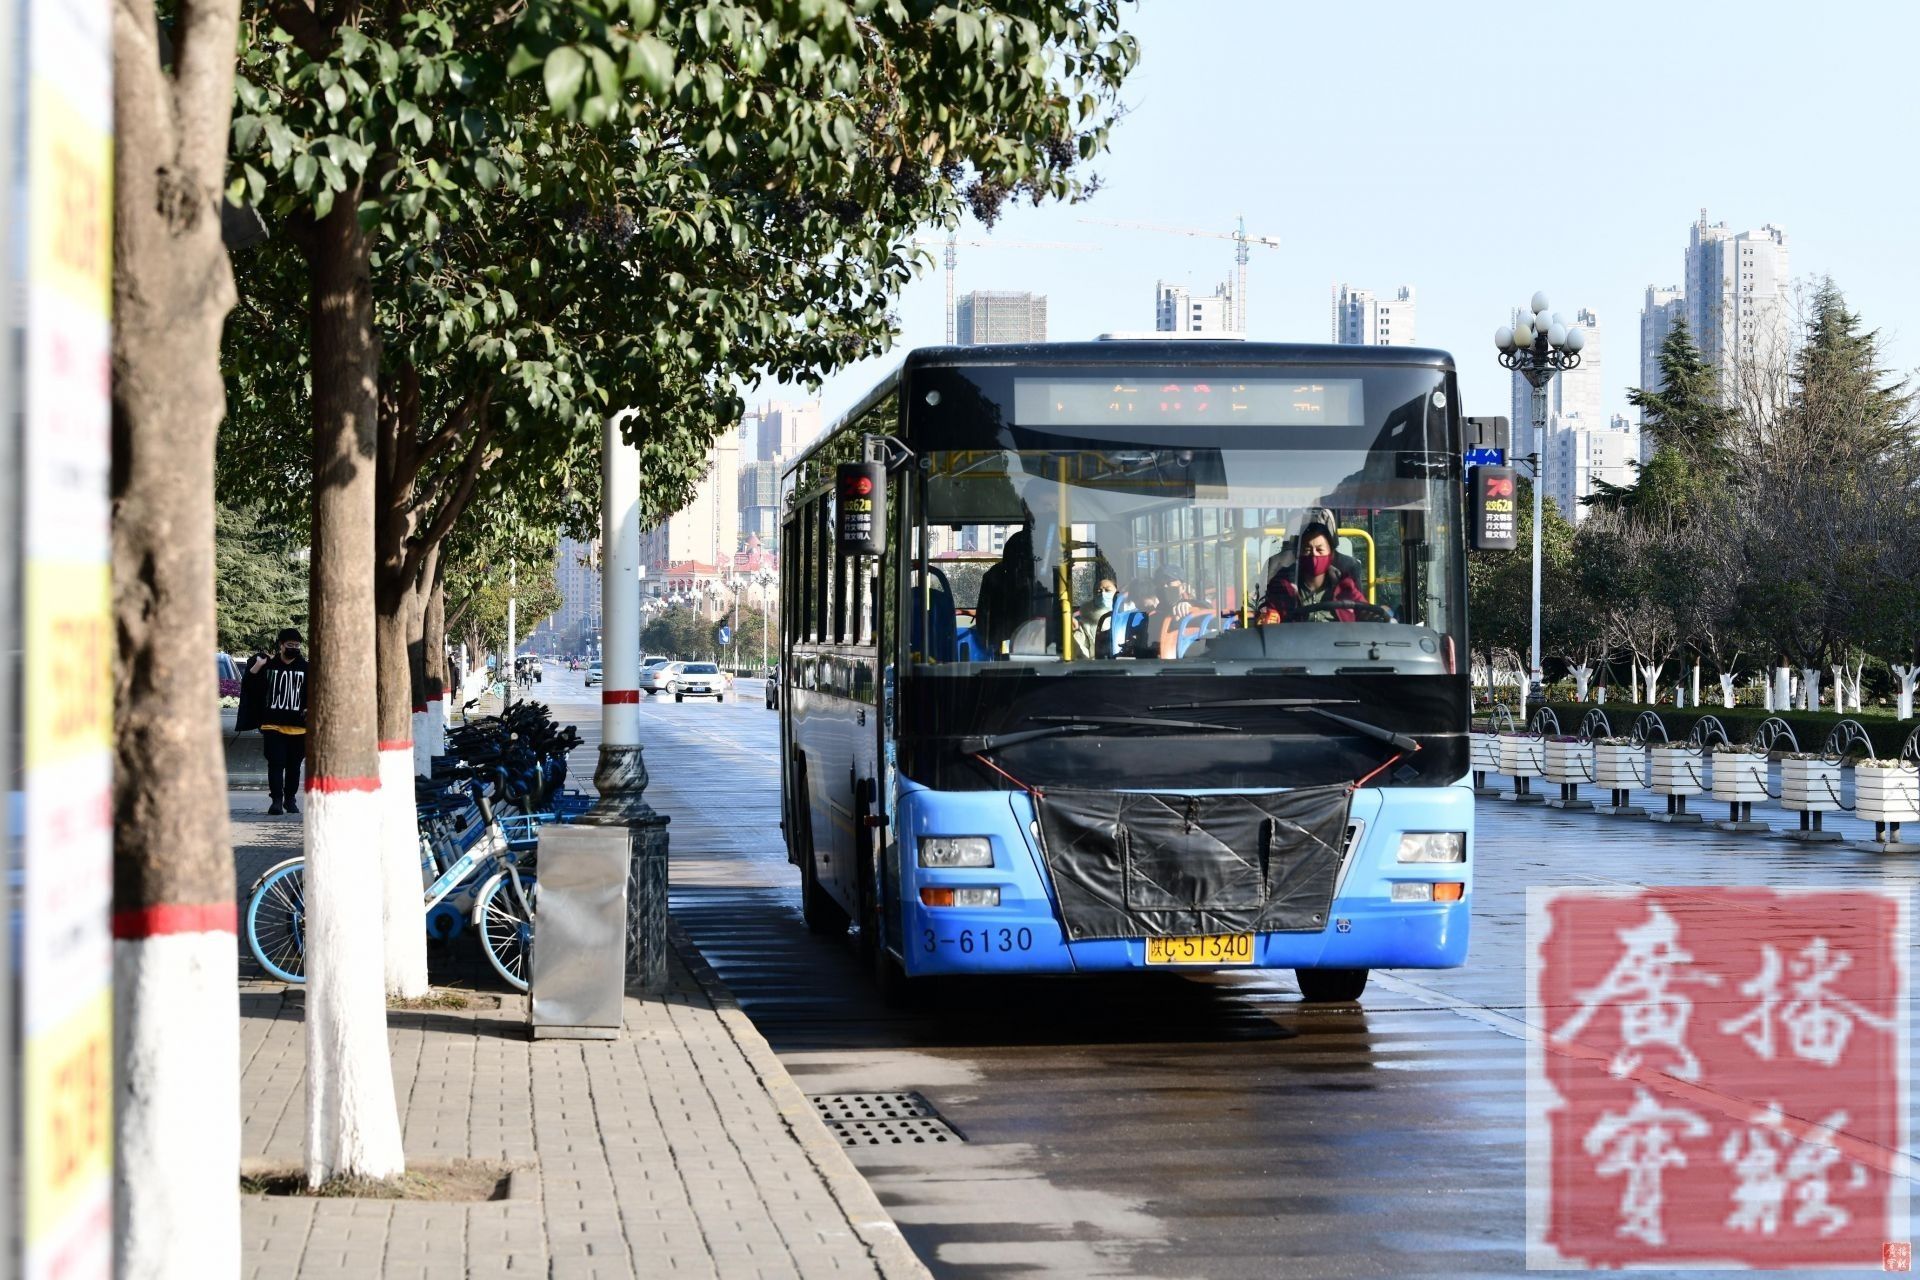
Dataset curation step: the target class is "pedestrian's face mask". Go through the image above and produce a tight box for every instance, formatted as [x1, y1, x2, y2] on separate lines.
[281, 643, 301, 659]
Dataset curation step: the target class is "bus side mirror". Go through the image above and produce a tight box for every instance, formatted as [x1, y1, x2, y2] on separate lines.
[1468, 465, 1518, 551]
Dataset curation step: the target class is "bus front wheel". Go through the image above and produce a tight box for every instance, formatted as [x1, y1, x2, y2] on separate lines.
[1295, 967, 1369, 1003]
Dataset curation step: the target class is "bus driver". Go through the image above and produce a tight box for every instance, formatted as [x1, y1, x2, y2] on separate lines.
[1259, 523, 1367, 623]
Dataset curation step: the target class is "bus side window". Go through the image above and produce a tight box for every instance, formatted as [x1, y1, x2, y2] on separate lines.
[814, 497, 832, 643]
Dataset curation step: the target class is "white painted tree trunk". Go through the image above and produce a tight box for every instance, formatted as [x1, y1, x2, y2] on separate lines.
[1720, 674, 1737, 709]
[1774, 666, 1792, 711]
[1832, 665, 1848, 715]
[1801, 668, 1821, 712]
[379, 746, 428, 998]
[305, 786, 406, 1183]
[1572, 664, 1592, 702]
[412, 708, 430, 778]
[1849, 659, 1867, 713]
[115, 928, 241, 1277]
[1596, 686, 1607, 705]
[1761, 677, 1774, 711]
[1641, 662, 1663, 707]
[1692, 662, 1702, 708]
[1896, 665, 1918, 721]
[1630, 664, 1640, 704]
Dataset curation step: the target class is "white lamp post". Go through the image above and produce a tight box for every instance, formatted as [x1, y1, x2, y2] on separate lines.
[1495, 293, 1585, 698]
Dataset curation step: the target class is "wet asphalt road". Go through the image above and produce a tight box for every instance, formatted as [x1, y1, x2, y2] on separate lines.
[533, 665, 1915, 1279]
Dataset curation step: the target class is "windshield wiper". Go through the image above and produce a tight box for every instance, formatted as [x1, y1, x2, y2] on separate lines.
[959, 715, 1245, 754]
[1150, 698, 1421, 754]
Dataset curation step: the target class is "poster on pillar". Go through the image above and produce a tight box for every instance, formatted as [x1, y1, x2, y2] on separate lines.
[14, 0, 116, 1270]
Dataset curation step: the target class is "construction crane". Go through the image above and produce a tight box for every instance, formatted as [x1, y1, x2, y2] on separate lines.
[913, 232, 1097, 343]
[1077, 214, 1280, 333]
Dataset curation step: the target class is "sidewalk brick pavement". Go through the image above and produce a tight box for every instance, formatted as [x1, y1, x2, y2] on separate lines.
[234, 795, 927, 1279]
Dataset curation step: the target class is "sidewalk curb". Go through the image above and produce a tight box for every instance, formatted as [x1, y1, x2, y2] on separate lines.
[667, 918, 932, 1280]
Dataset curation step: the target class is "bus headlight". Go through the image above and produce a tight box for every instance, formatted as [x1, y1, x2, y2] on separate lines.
[1397, 832, 1466, 863]
[919, 836, 993, 868]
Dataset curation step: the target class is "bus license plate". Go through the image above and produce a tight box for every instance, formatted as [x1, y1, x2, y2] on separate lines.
[1145, 934, 1254, 965]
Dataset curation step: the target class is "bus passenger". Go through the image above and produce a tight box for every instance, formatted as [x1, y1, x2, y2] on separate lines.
[1259, 524, 1366, 623]
[974, 530, 1046, 654]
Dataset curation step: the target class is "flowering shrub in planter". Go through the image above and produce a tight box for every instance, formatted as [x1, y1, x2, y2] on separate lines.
[1592, 740, 1645, 790]
[1781, 754, 1843, 812]
[1543, 737, 1591, 785]
[1855, 760, 1920, 825]
[1646, 742, 1705, 795]
[1709, 745, 1771, 804]
[1497, 734, 1544, 777]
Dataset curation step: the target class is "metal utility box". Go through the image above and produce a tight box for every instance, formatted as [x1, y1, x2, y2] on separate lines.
[528, 824, 629, 1039]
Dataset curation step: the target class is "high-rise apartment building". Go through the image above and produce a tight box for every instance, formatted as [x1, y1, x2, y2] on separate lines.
[551, 536, 601, 653]
[738, 459, 781, 549]
[955, 290, 1047, 345]
[1683, 210, 1790, 381]
[1543, 414, 1641, 526]
[1155, 279, 1237, 335]
[642, 432, 740, 586]
[1330, 284, 1416, 346]
[754, 399, 822, 464]
[1637, 284, 1686, 463]
[1510, 306, 1603, 462]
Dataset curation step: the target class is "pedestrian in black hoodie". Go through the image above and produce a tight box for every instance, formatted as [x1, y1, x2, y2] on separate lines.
[243, 627, 309, 814]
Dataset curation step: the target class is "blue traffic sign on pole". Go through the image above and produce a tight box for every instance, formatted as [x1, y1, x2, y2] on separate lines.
[717, 624, 733, 647]
[1464, 445, 1507, 468]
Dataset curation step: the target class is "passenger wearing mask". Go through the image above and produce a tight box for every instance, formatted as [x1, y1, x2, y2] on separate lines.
[1259, 524, 1367, 623]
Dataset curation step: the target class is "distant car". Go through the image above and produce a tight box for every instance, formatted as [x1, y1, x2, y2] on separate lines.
[765, 663, 779, 710]
[637, 656, 675, 694]
[639, 658, 677, 696]
[667, 661, 727, 703]
[584, 661, 603, 687]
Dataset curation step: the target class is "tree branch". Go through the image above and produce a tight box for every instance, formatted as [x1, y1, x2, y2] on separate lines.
[401, 424, 492, 585]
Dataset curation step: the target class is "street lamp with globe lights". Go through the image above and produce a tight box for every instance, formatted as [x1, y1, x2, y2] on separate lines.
[1495, 292, 1585, 701]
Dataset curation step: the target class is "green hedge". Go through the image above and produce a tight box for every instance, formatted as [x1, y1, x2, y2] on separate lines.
[1523, 702, 1918, 757]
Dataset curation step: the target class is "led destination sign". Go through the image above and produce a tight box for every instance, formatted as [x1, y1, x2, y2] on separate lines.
[1014, 377, 1364, 428]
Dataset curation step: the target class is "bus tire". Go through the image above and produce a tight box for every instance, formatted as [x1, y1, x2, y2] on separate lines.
[801, 849, 848, 935]
[796, 760, 848, 936]
[1295, 967, 1369, 1003]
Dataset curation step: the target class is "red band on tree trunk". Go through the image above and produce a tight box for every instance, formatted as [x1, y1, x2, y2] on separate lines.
[602, 690, 640, 704]
[411, 703, 428, 714]
[113, 902, 238, 939]
[427, 695, 443, 703]
[377, 739, 413, 751]
[305, 775, 381, 793]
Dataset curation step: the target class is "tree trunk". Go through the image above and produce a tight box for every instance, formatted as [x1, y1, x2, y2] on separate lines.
[374, 577, 428, 997]
[1801, 667, 1821, 713]
[111, 0, 244, 1267]
[420, 557, 449, 773]
[302, 191, 404, 1183]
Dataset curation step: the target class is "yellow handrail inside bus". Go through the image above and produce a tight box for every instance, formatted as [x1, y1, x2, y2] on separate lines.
[1056, 456, 1074, 660]
[1338, 527, 1377, 604]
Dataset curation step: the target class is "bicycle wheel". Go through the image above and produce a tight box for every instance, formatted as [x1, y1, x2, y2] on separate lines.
[246, 858, 308, 983]
[475, 870, 537, 992]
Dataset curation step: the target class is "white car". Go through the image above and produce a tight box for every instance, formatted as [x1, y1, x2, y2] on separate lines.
[639, 658, 677, 696]
[665, 662, 728, 702]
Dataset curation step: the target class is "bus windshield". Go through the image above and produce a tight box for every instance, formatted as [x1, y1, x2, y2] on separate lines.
[906, 367, 1464, 677]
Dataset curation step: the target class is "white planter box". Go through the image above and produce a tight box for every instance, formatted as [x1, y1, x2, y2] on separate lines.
[1782, 759, 1844, 812]
[1470, 732, 1500, 773]
[1647, 750, 1705, 796]
[1543, 739, 1591, 785]
[1856, 769, 1920, 825]
[1592, 744, 1645, 789]
[1498, 735, 1543, 777]
[1710, 753, 1771, 804]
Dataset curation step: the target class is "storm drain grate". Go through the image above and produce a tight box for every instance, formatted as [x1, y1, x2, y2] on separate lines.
[808, 1093, 963, 1146]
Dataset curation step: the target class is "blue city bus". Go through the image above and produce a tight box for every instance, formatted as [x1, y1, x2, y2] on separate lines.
[778, 341, 1476, 1002]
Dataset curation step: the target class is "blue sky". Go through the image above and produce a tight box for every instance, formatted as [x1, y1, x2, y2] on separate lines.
[757, 0, 1918, 427]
